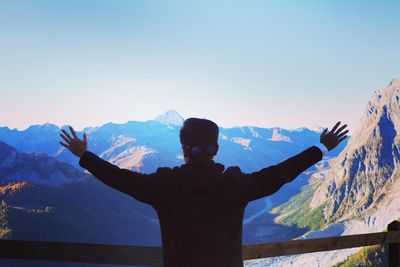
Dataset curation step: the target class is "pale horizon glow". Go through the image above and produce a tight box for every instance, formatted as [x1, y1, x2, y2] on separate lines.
[1, 1, 400, 132]
[0, 108, 330, 132]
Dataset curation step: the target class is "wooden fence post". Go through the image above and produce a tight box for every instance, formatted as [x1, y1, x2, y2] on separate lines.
[388, 220, 400, 267]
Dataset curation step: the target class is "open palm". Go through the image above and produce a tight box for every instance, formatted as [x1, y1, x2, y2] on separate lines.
[59, 126, 88, 157]
[320, 121, 349, 151]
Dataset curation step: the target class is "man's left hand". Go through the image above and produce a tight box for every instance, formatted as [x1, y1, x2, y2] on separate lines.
[320, 121, 349, 151]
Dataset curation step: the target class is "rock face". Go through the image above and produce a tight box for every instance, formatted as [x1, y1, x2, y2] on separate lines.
[268, 128, 293, 142]
[310, 78, 400, 222]
[0, 141, 88, 186]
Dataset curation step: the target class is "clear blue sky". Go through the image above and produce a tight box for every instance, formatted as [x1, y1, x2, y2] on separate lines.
[0, 0, 399, 132]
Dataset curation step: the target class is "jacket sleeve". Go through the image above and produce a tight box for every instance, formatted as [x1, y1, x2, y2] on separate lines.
[79, 151, 165, 205]
[244, 146, 323, 202]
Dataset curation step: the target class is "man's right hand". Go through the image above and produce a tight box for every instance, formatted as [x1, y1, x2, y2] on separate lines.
[320, 121, 349, 151]
[60, 126, 88, 158]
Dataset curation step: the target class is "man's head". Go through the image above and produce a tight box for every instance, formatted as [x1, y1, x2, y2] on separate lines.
[179, 118, 219, 163]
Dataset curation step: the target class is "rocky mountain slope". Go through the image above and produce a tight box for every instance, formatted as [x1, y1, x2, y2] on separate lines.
[260, 77, 400, 266]
[0, 141, 88, 186]
[310, 78, 400, 223]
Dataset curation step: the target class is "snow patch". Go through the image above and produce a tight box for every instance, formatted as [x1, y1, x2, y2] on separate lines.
[108, 146, 155, 171]
[249, 127, 261, 138]
[220, 133, 228, 140]
[268, 129, 292, 143]
[231, 137, 251, 150]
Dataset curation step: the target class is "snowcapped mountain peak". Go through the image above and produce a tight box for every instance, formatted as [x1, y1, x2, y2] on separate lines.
[154, 109, 184, 126]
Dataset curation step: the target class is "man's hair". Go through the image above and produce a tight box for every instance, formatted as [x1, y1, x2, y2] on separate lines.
[180, 118, 219, 158]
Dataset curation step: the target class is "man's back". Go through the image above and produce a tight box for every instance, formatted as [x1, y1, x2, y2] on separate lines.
[78, 146, 323, 267]
[154, 162, 247, 266]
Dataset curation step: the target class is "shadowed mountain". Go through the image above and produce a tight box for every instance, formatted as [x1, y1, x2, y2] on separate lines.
[0, 141, 88, 186]
[0, 142, 160, 246]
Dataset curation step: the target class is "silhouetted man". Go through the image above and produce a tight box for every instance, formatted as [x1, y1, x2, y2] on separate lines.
[60, 118, 348, 267]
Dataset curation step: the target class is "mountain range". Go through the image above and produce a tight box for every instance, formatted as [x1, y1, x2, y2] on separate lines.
[1, 76, 397, 266]
[0, 107, 349, 259]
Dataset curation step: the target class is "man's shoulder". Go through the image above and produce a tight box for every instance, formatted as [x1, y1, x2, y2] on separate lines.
[156, 164, 242, 172]
[223, 166, 243, 175]
[155, 166, 179, 174]
[154, 166, 191, 178]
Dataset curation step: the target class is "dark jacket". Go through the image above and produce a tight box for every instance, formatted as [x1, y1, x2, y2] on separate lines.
[79, 146, 322, 267]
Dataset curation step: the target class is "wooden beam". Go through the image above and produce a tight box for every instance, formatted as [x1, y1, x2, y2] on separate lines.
[0, 230, 399, 265]
[0, 240, 163, 266]
[243, 231, 400, 260]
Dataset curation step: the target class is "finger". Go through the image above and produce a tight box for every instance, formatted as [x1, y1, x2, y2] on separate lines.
[321, 128, 328, 136]
[60, 133, 72, 145]
[69, 126, 78, 139]
[83, 132, 87, 143]
[337, 130, 349, 139]
[338, 135, 348, 142]
[59, 141, 70, 148]
[330, 121, 341, 133]
[61, 129, 73, 142]
[335, 124, 347, 135]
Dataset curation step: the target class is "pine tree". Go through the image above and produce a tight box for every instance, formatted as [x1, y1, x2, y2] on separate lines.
[0, 200, 12, 239]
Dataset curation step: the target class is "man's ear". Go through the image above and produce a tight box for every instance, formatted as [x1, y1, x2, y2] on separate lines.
[184, 156, 190, 163]
[182, 151, 190, 158]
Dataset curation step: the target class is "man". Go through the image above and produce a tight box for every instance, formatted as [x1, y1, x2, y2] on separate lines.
[60, 118, 348, 267]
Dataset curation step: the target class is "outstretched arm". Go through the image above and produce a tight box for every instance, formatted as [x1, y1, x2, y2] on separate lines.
[60, 126, 159, 204]
[244, 121, 348, 201]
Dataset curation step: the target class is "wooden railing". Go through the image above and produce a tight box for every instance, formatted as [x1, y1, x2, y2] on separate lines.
[0, 221, 399, 266]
